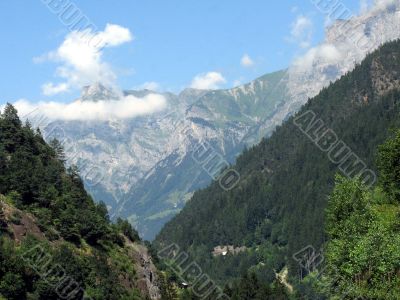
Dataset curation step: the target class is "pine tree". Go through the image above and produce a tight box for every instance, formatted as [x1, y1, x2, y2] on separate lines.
[49, 138, 66, 163]
[377, 129, 400, 202]
[2, 103, 21, 127]
[0, 205, 6, 229]
[159, 272, 179, 300]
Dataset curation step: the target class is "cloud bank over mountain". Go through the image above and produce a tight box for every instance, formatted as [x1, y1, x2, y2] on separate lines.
[6, 93, 166, 121]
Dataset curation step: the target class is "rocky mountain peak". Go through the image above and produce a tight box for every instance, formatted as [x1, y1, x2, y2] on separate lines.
[81, 82, 120, 102]
[289, 1, 400, 105]
[178, 88, 209, 105]
[325, 1, 400, 44]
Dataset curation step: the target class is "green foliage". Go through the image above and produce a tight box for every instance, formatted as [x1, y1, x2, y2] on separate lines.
[225, 273, 289, 300]
[5, 191, 21, 206]
[115, 217, 140, 242]
[48, 138, 66, 163]
[323, 131, 400, 299]
[158, 271, 179, 300]
[293, 272, 327, 300]
[0, 238, 28, 300]
[325, 175, 373, 240]
[78, 206, 110, 245]
[0, 273, 26, 300]
[57, 207, 81, 244]
[377, 129, 400, 202]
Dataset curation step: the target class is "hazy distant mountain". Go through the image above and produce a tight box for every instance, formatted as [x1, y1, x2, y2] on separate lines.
[45, 70, 289, 240]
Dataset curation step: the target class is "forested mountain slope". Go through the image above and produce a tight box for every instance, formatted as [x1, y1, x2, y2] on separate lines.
[0, 105, 162, 299]
[155, 40, 400, 284]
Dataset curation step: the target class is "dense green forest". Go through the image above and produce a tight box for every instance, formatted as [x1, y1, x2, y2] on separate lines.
[155, 39, 400, 293]
[0, 104, 161, 299]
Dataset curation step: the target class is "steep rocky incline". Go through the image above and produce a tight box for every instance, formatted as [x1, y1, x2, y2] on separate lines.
[0, 196, 161, 299]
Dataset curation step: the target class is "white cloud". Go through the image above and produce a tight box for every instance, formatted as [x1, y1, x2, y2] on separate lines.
[292, 0, 398, 73]
[360, 0, 397, 13]
[241, 54, 255, 67]
[38, 23, 133, 95]
[135, 81, 160, 91]
[10, 94, 167, 122]
[190, 72, 226, 90]
[95, 24, 132, 47]
[373, 0, 397, 11]
[41, 83, 69, 96]
[292, 44, 342, 71]
[290, 15, 313, 49]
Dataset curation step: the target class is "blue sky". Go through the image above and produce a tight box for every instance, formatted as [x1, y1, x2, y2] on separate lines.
[0, 0, 363, 105]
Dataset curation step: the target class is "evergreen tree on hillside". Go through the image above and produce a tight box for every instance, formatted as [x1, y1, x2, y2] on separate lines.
[226, 273, 289, 300]
[49, 138, 66, 163]
[0, 103, 22, 153]
[2, 103, 21, 127]
[377, 129, 400, 202]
